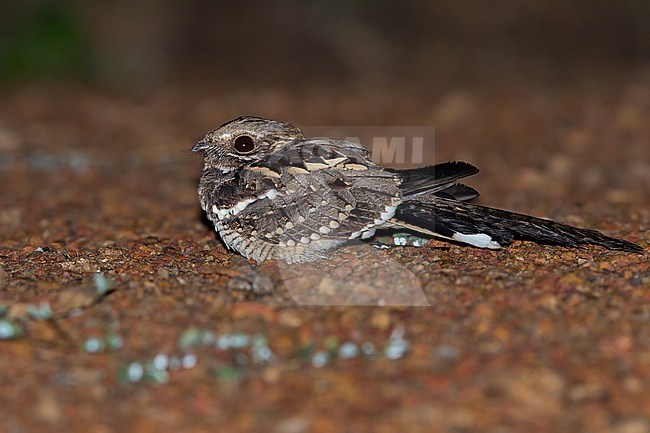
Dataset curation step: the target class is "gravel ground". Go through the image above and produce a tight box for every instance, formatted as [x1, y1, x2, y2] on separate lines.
[0, 75, 649, 432]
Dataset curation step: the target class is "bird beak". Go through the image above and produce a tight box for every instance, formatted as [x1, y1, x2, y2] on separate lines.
[191, 140, 206, 153]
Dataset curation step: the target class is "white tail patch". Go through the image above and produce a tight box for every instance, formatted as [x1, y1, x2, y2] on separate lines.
[452, 232, 502, 249]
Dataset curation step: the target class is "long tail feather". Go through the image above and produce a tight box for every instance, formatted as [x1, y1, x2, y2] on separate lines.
[394, 198, 642, 252]
[389, 161, 480, 199]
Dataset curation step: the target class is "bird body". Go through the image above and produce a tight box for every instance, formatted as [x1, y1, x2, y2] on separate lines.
[192, 116, 641, 263]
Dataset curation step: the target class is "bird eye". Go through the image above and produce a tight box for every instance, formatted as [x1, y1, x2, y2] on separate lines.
[233, 135, 256, 154]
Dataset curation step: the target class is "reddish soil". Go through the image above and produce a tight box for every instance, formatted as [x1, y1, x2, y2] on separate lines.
[0, 77, 649, 432]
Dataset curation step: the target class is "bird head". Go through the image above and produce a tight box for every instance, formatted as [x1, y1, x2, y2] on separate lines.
[192, 116, 304, 173]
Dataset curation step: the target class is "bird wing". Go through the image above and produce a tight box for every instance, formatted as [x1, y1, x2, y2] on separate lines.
[216, 139, 402, 247]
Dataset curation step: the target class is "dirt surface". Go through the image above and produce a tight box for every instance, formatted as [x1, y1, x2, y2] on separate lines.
[1, 76, 649, 432]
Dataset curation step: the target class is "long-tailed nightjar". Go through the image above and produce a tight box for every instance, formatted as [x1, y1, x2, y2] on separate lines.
[192, 116, 641, 263]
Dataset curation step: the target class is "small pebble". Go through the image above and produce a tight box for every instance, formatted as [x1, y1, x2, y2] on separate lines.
[0, 319, 19, 339]
[227, 333, 251, 349]
[182, 353, 198, 369]
[338, 342, 359, 359]
[178, 327, 201, 348]
[27, 301, 52, 320]
[105, 333, 123, 350]
[93, 273, 114, 294]
[324, 336, 340, 352]
[152, 354, 169, 371]
[217, 333, 251, 349]
[252, 335, 274, 363]
[253, 345, 273, 363]
[200, 330, 215, 346]
[361, 342, 376, 356]
[311, 351, 330, 368]
[146, 368, 169, 384]
[384, 339, 410, 360]
[82, 337, 104, 353]
[411, 237, 427, 247]
[126, 362, 144, 382]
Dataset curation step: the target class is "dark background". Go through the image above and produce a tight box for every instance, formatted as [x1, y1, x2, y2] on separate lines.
[1, 0, 648, 94]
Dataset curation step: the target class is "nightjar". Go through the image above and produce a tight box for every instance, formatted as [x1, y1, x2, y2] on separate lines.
[192, 116, 641, 263]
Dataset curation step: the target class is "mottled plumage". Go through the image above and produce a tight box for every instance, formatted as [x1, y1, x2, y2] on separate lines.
[192, 116, 641, 263]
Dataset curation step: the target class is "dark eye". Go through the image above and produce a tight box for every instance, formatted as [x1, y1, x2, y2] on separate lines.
[233, 135, 256, 154]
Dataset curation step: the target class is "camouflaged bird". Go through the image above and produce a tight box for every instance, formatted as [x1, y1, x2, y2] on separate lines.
[192, 116, 641, 263]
